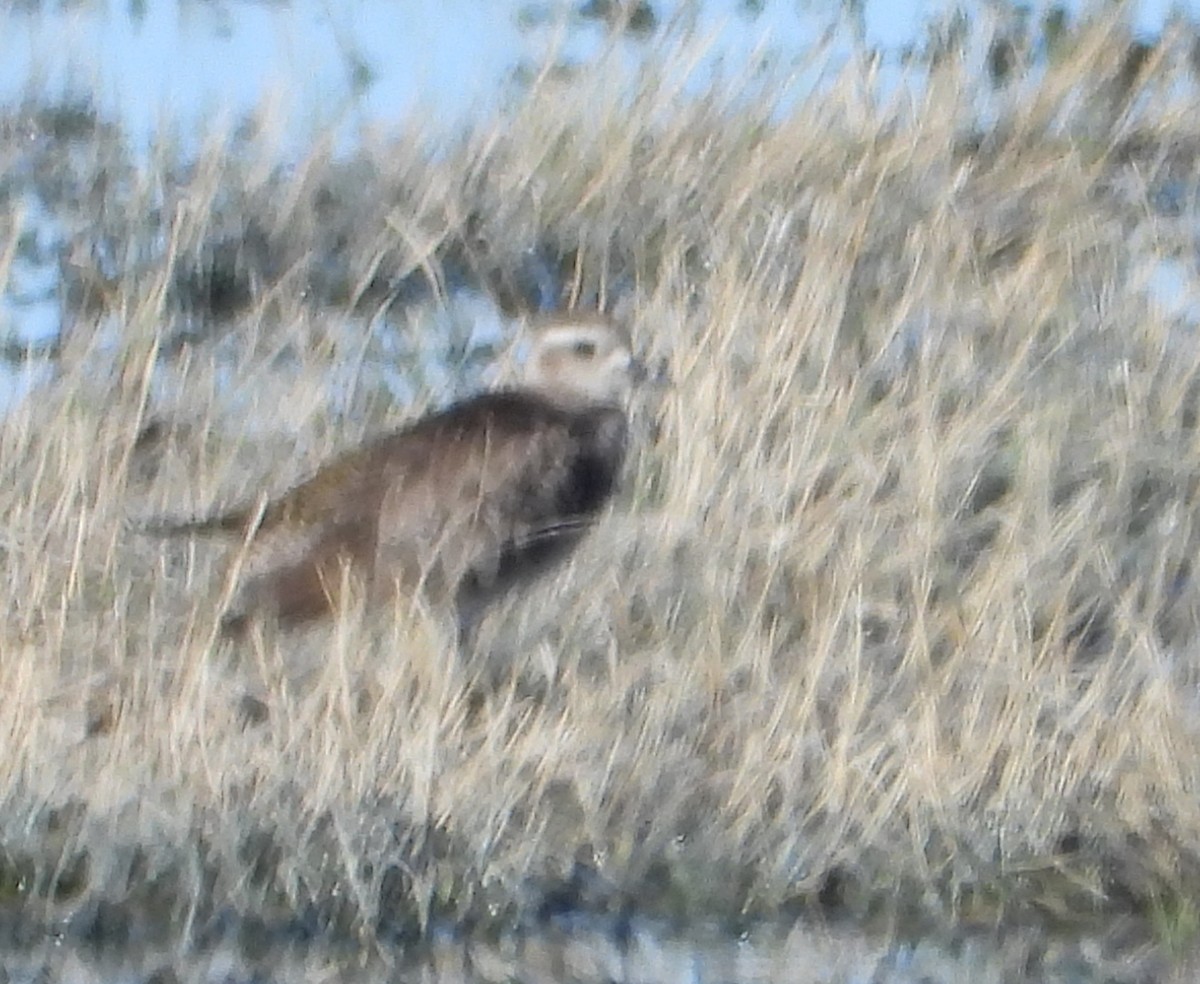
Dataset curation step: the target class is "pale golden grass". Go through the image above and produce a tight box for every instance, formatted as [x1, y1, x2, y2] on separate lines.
[3, 11, 1200, 950]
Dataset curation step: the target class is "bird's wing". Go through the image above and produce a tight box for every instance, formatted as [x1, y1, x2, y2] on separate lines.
[372, 404, 579, 579]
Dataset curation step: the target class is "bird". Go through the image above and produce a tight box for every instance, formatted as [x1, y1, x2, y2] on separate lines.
[135, 312, 647, 652]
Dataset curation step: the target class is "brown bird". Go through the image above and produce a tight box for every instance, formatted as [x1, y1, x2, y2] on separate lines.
[136, 312, 646, 651]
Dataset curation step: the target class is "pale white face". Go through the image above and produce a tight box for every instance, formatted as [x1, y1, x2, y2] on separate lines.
[520, 316, 639, 407]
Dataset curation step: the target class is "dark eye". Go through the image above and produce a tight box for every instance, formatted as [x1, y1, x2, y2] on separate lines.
[573, 340, 597, 358]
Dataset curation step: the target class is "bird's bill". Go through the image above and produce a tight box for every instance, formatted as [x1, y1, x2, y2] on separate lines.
[630, 355, 670, 388]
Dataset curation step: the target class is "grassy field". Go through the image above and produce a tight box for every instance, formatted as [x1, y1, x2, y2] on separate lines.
[3, 8, 1200, 973]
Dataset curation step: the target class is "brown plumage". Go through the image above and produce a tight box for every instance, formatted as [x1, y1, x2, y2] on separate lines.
[136, 313, 644, 649]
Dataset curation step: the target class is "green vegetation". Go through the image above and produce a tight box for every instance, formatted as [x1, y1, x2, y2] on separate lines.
[3, 6, 1200, 979]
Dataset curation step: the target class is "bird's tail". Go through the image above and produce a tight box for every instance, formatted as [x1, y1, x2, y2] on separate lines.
[129, 499, 270, 537]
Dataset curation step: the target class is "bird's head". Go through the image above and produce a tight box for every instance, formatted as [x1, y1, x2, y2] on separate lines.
[519, 312, 646, 409]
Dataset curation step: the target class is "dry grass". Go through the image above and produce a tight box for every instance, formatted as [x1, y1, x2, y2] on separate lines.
[3, 8, 1200, 959]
